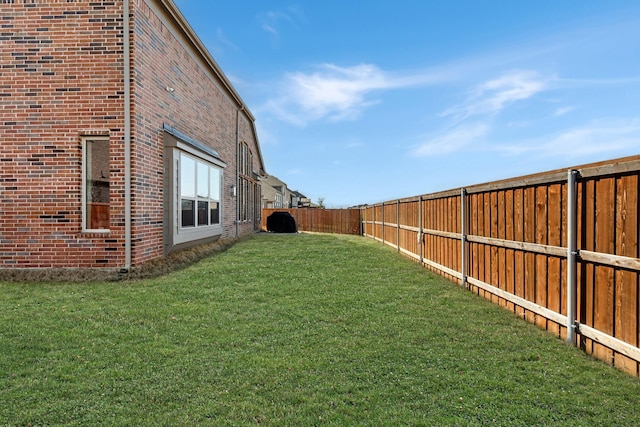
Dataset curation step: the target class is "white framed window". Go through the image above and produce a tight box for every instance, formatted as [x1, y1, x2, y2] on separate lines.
[82, 137, 110, 232]
[179, 152, 221, 229]
[237, 141, 256, 222]
[163, 126, 226, 254]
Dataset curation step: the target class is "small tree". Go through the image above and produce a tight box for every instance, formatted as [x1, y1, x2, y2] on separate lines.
[317, 197, 325, 209]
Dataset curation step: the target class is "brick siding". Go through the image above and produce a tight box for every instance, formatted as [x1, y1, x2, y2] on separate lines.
[1, 0, 263, 270]
[1, 1, 126, 268]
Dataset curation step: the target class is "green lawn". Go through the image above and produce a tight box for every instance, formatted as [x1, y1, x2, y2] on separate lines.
[1, 233, 639, 426]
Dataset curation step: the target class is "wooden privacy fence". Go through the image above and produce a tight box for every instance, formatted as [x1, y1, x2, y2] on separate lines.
[362, 155, 640, 376]
[262, 208, 361, 235]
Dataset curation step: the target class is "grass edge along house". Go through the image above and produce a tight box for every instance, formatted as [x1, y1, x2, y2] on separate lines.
[1, 0, 265, 276]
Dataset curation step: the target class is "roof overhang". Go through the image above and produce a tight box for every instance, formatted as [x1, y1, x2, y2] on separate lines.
[153, 0, 267, 175]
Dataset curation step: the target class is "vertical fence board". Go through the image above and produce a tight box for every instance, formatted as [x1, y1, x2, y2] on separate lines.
[594, 177, 616, 364]
[424, 200, 431, 270]
[480, 193, 489, 300]
[614, 175, 639, 374]
[489, 192, 497, 304]
[559, 182, 569, 340]
[513, 188, 526, 318]
[580, 179, 596, 355]
[422, 198, 428, 271]
[480, 193, 490, 299]
[436, 198, 443, 273]
[535, 186, 549, 329]
[547, 183, 562, 336]
[452, 195, 461, 283]
[524, 187, 537, 324]
[475, 193, 483, 293]
[444, 196, 452, 282]
[504, 190, 515, 311]
[496, 190, 507, 307]
[575, 179, 582, 345]
[449, 196, 455, 280]
[470, 194, 479, 292]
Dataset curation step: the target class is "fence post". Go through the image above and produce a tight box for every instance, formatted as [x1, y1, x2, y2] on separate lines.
[461, 188, 467, 287]
[381, 202, 385, 245]
[418, 195, 423, 264]
[372, 205, 375, 241]
[567, 169, 579, 344]
[397, 200, 401, 253]
[343, 209, 347, 234]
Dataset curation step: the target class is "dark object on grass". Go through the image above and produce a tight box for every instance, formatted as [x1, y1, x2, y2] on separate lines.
[267, 212, 297, 233]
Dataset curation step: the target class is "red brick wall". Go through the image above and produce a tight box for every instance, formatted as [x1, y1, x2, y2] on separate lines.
[0, 1, 127, 268]
[130, 0, 262, 265]
[0, 0, 263, 270]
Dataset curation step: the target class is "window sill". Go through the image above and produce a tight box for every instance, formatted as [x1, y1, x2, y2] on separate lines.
[81, 230, 111, 238]
[175, 224, 222, 246]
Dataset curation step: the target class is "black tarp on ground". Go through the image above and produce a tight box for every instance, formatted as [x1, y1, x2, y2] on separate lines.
[266, 211, 297, 233]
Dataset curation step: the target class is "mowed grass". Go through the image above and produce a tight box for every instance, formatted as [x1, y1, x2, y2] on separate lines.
[1, 233, 639, 426]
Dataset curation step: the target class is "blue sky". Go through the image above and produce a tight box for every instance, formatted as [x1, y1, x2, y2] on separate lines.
[173, 1, 640, 207]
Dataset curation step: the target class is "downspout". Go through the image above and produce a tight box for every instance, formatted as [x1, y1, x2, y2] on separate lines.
[123, 0, 132, 270]
[566, 169, 579, 344]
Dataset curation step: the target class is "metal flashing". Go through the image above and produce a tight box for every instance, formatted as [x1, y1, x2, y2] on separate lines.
[163, 123, 221, 159]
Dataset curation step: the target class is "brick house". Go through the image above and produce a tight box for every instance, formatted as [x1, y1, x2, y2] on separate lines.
[261, 175, 288, 209]
[0, 0, 265, 274]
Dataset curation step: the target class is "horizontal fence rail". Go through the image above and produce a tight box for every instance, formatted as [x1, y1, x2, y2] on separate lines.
[361, 155, 640, 376]
[262, 208, 361, 235]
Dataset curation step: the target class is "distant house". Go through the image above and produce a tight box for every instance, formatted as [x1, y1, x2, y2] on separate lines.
[261, 175, 288, 208]
[260, 175, 313, 209]
[0, 0, 265, 273]
[289, 190, 311, 208]
[289, 190, 302, 208]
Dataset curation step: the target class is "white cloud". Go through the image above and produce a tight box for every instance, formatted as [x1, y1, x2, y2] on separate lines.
[215, 28, 238, 50]
[442, 70, 549, 121]
[409, 71, 550, 158]
[263, 63, 445, 126]
[288, 64, 384, 121]
[259, 7, 305, 42]
[558, 76, 640, 86]
[262, 24, 278, 36]
[411, 123, 489, 157]
[495, 118, 640, 158]
[345, 141, 364, 149]
[554, 106, 576, 116]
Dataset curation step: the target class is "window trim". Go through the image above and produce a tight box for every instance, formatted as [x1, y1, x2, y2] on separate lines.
[178, 151, 222, 232]
[237, 141, 257, 223]
[169, 138, 226, 170]
[163, 130, 226, 254]
[82, 136, 110, 233]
